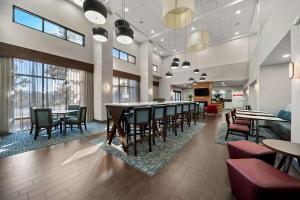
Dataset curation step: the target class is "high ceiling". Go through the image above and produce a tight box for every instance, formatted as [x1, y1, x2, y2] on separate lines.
[69, 0, 257, 56]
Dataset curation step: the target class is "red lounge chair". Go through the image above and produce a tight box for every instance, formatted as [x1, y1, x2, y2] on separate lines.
[225, 112, 250, 140]
[205, 104, 218, 116]
[227, 140, 276, 165]
[227, 158, 300, 200]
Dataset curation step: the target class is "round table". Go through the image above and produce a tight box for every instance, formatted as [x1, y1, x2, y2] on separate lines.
[263, 139, 300, 173]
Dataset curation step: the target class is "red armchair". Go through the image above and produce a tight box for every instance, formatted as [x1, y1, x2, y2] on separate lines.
[205, 104, 218, 116]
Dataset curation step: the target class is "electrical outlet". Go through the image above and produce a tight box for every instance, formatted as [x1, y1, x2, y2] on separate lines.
[293, 16, 300, 26]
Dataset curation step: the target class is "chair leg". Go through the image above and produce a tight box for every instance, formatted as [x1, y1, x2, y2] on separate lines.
[152, 121, 156, 145]
[71, 124, 73, 130]
[225, 129, 230, 141]
[30, 124, 34, 134]
[148, 124, 152, 152]
[47, 128, 51, 139]
[193, 114, 196, 125]
[79, 124, 83, 133]
[181, 114, 184, 132]
[174, 117, 177, 136]
[134, 124, 137, 156]
[84, 122, 87, 130]
[60, 123, 62, 134]
[34, 128, 39, 140]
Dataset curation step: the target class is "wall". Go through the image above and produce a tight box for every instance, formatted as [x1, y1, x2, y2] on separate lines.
[0, 0, 93, 64]
[153, 53, 163, 77]
[259, 63, 291, 114]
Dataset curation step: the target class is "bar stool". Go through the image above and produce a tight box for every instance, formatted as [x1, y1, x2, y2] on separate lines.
[182, 103, 191, 127]
[125, 107, 152, 156]
[152, 105, 167, 144]
[189, 102, 197, 125]
[175, 104, 184, 132]
[166, 104, 177, 136]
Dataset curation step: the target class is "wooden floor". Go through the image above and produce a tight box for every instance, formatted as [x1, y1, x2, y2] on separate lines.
[0, 115, 296, 200]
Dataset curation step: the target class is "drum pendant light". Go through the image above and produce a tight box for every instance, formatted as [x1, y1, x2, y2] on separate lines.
[193, 68, 199, 73]
[173, 57, 179, 63]
[199, 76, 205, 81]
[171, 62, 179, 69]
[165, 71, 173, 78]
[201, 73, 207, 78]
[187, 31, 209, 53]
[189, 77, 194, 83]
[92, 26, 108, 42]
[163, 0, 195, 29]
[115, 0, 134, 44]
[83, 0, 107, 24]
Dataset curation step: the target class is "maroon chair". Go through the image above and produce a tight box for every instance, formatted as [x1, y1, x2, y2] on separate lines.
[205, 104, 218, 116]
[231, 110, 251, 126]
[225, 112, 250, 140]
[227, 158, 300, 200]
[227, 140, 276, 165]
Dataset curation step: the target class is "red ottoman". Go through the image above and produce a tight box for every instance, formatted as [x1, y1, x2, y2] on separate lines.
[227, 140, 276, 165]
[227, 159, 300, 200]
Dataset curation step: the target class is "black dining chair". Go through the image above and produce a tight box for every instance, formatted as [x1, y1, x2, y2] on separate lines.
[175, 104, 184, 132]
[29, 107, 36, 134]
[166, 104, 177, 136]
[182, 103, 191, 127]
[34, 108, 62, 140]
[125, 106, 152, 156]
[65, 107, 87, 133]
[189, 102, 197, 125]
[151, 105, 167, 144]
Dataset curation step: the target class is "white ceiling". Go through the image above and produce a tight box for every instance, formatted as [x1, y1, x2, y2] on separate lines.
[69, 0, 257, 56]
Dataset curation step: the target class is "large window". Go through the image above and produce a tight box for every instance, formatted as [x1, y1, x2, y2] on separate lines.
[173, 90, 182, 101]
[112, 48, 136, 64]
[13, 59, 84, 132]
[13, 6, 85, 46]
[112, 77, 139, 103]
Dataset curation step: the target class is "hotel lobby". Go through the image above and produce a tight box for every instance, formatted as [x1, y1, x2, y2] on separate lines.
[0, 0, 300, 199]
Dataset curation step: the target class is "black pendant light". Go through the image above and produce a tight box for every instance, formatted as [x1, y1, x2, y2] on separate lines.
[165, 71, 173, 78]
[193, 68, 200, 73]
[173, 57, 179, 63]
[92, 26, 108, 42]
[115, 0, 134, 44]
[182, 61, 191, 68]
[199, 76, 205, 81]
[201, 73, 207, 77]
[83, 0, 107, 25]
[182, 14, 190, 69]
[171, 62, 179, 69]
[189, 77, 194, 83]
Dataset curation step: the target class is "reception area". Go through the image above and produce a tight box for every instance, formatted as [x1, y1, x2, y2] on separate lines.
[0, 0, 300, 199]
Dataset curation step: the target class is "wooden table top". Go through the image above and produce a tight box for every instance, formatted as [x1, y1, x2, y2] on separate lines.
[236, 114, 286, 122]
[236, 109, 269, 114]
[263, 139, 300, 158]
[105, 101, 192, 107]
[236, 111, 274, 117]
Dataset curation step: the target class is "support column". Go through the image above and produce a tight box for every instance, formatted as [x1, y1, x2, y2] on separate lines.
[93, 15, 113, 121]
[139, 41, 153, 102]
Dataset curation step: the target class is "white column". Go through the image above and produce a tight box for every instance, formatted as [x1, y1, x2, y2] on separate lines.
[93, 15, 113, 121]
[139, 41, 153, 102]
[291, 24, 300, 143]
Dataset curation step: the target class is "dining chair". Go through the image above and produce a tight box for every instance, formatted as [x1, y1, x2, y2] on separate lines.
[166, 104, 177, 136]
[197, 102, 206, 119]
[125, 106, 152, 156]
[65, 107, 87, 133]
[230, 110, 251, 127]
[182, 103, 191, 127]
[66, 104, 80, 118]
[175, 104, 184, 132]
[34, 108, 62, 140]
[225, 112, 250, 141]
[151, 105, 167, 144]
[29, 107, 36, 134]
[189, 102, 197, 125]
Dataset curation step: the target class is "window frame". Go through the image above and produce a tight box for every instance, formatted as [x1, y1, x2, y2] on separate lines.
[112, 76, 140, 103]
[112, 48, 136, 65]
[12, 5, 85, 46]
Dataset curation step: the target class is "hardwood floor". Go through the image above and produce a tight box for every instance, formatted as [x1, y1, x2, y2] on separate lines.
[0, 116, 263, 200]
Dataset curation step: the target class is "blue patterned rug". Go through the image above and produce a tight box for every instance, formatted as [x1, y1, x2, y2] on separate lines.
[215, 123, 279, 145]
[0, 122, 106, 158]
[90, 123, 205, 176]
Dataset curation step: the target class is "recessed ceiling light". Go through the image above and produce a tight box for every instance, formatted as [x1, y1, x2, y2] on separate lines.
[236, 10, 241, 15]
[282, 54, 291, 58]
[160, 51, 163, 55]
[191, 27, 195, 31]
[173, 49, 176, 52]
[124, 7, 129, 12]
[161, 38, 164, 42]
[154, 47, 157, 51]
[151, 30, 155, 34]
[235, 32, 239, 35]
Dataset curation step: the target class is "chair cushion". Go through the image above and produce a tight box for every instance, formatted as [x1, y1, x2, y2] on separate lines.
[65, 117, 79, 124]
[227, 158, 300, 200]
[227, 141, 276, 165]
[234, 119, 251, 126]
[205, 105, 218, 113]
[52, 120, 61, 126]
[229, 124, 249, 132]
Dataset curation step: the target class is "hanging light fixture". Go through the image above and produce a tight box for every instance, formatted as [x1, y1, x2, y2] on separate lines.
[187, 31, 210, 53]
[189, 77, 194, 83]
[173, 57, 179, 63]
[162, 0, 195, 29]
[201, 73, 207, 77]
[199, 76, 205, 81]
[165, 71, 173, 78]
[115, 0, 134, 44]
[83, 0, 107, 24]
[171, 62, 179, 69]
[182, 14, 190, 69]
[92, 26, 108, 42]
[193, 68, 199, 73]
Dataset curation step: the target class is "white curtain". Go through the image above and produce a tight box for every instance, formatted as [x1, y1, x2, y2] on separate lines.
[81, 72, 94, 121]
[0, 57, 13, 135]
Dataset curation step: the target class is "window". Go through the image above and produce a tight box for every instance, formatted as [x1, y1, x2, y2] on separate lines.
[13, 7, 42, 31]
[13, 6, 85, 46]
[112, 48, 136, 65]
[12, 59, 84, 132]
[153, 64, 158, 72]
[113, 77, 139, 103]
[173, 90, 181, 101]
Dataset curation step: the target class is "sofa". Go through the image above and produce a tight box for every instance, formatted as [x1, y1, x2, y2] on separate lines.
[266, 109, 291, 141]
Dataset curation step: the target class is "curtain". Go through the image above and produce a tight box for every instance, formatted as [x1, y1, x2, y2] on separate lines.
[0, 57, 13, 134]
[82, 72, 94, 121]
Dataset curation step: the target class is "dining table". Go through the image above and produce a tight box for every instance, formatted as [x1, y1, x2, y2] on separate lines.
[105, 101, 191, 152]
[52, 110, 78, 135]
[236, 111, 274, 117]
[236, 109, 270, 114]
[236, 114, 287, 143]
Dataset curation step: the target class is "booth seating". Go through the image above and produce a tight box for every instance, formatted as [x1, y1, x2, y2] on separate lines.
[227, 140, 276, 165]
[227, 158, 300, 200]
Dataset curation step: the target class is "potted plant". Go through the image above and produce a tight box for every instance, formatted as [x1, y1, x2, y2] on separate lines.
[188, 94, 193, 101]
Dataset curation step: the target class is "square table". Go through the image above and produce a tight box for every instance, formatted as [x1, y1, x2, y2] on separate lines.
[52, 110, 78, 134]
[236, 111, 274, 117]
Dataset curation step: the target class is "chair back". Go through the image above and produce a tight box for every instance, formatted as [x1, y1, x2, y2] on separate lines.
[152, 105, 166, 120]
[231, 110, 236, 122]
[225, 112, 232, 127]
[68, 104, 79, 117]
[30, 107, 36, 124]
[189, 103, 195, 112]
[77, 107, 87, 123]
[166, 105, 176, 116]
[198, 103, 205, 112]
[233, 108, 237, 114]
[134, 107, 152, 124]
[176, 104, 182, 114]
[35, 109, 52, 127]
[183, 104, 190, 112]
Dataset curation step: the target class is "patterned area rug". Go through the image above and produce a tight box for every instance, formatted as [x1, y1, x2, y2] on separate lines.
[0, 122, 106, 158]
[215, 123, 279, 145]
[91, 123, 205, 176]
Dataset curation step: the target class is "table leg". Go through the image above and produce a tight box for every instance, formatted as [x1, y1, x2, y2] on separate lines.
[298, 158, 300, 169]
[63, 114, 66, 135]
[277, 155, 287, 170]
[255, 119, 259, 143]
[283, 156, 292, 173]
